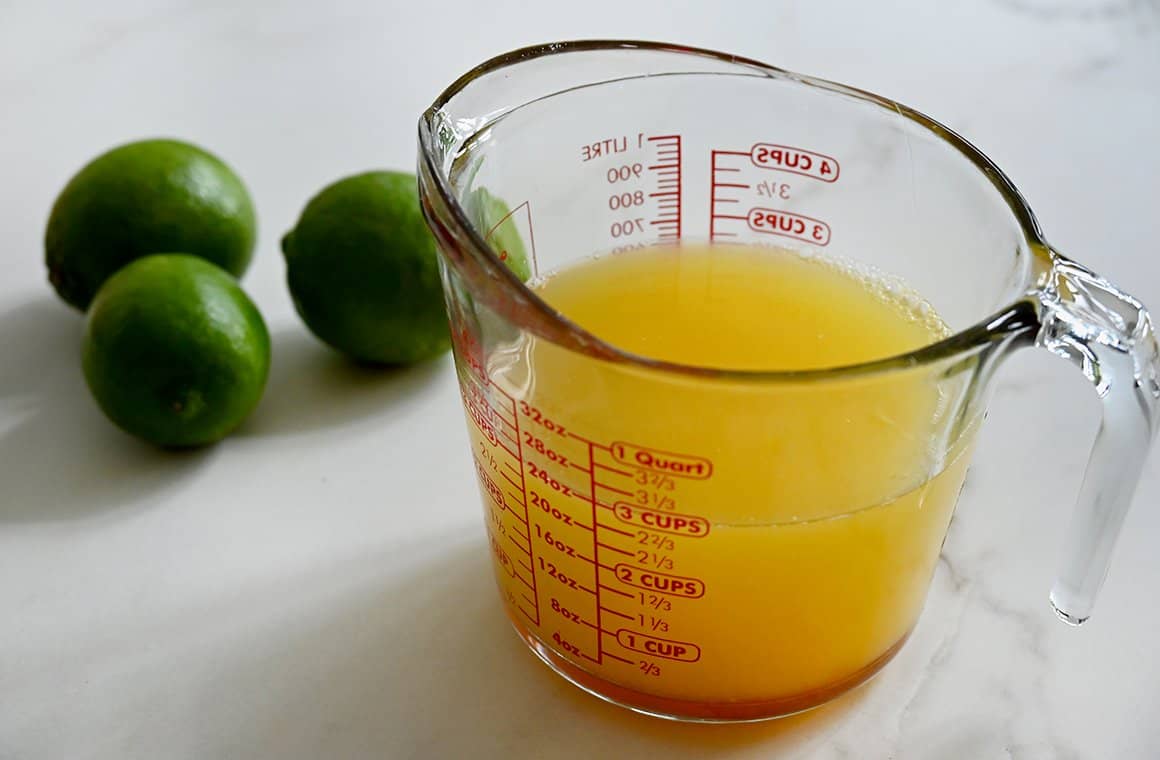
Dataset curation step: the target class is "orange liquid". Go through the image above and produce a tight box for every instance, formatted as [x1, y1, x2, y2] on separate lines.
[462, 244, 972, 719]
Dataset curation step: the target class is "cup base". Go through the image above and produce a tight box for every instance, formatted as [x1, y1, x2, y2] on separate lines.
[507, 613, 910, 723]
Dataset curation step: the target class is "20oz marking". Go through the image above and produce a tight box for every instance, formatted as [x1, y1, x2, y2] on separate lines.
[531, 492, 575, 527]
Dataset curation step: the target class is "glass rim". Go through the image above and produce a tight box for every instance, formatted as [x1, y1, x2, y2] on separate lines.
[419, 38, 1051, 383]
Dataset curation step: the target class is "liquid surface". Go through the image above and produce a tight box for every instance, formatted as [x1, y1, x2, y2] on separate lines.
[534, 243, 948, 370]
[461, 244, 975, 717]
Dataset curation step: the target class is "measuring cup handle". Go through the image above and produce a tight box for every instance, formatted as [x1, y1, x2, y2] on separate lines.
[1032, 251, 1160, 624]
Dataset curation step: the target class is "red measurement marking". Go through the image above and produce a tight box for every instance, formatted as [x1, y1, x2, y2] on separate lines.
[597, 482, 634, 497]
[597, 541, 633, 557]
[566, 431, 609, 448]
[600, 605, 635, 621]
[483, 200, 539, 278]
[646, 135, 682, 240]
[613, 564, 706, 598]
[610, 442, 713, 480]
[492, 436, 519, 461]
[597, 523, 633, 538]
[587, 441, 604, 664]
[604, 650, 634, 665]
[747, 207, 831, 246]
[613, 503, 710, 537]
[750, 143, 840, 182]
[710, 149, 752, 242]
[489, 379, 540, 626]
[615, 630, 701, 662]
[595, 462, 633, 477]
[600, 583, 634, 598]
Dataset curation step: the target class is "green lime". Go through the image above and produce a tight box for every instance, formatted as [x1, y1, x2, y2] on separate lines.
[82, 254, 270, 448]
[465, 186, 531, 281]
[46, 138, 257, 310]
[281, 170, 450, 365]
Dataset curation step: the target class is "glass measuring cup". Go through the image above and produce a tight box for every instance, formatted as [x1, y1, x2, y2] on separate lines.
[417, 41, 1159, 722]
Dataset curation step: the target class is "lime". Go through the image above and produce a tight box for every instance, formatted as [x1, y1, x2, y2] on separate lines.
[281, 170, 450, 365]
[82, 254, 270, 448]
[46, 138, 257, 310]
[465, 186, 531, 281]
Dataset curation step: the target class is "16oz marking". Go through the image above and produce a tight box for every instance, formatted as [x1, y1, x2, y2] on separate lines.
[536, 526, 578, 558]
[522, 432, 570, 467]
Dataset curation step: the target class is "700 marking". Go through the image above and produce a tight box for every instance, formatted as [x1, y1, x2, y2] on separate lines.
[610, 218, 644, 238]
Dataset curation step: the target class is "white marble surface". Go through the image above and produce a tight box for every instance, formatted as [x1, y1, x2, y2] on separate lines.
[2, 1, 1159, 758]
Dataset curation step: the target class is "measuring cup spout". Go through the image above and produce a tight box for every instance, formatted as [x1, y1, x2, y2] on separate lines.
[1028, 251, 1160, 624]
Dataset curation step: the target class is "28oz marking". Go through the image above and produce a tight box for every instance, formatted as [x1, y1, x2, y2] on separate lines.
[522, 432, 570, 467]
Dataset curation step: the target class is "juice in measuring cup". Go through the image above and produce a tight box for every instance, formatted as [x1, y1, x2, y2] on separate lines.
[468, 243, 973, 718]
